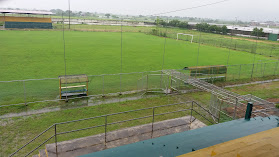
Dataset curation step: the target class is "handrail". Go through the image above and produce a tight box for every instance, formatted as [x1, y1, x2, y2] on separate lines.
[9, 124, 55, 157]
[9, 101, 223, 157]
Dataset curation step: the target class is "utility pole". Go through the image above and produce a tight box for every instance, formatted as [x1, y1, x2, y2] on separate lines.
[68, 0, 71, 29]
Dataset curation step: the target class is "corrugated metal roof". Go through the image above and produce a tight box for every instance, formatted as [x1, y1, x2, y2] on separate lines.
[227, 26, 279, 34]
[0, 9, 53, 15]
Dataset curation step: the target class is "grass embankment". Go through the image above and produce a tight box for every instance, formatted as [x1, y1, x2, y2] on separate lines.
[1, 80, 278, 156]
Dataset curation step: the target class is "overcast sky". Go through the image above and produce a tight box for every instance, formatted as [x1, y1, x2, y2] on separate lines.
[1, 0, 278, 22]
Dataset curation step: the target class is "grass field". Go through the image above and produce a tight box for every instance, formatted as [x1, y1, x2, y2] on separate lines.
[0, 29, 277, 107]
[1, 28, 279, 156]
[0, 30, 275, 81]
[54, 24, 279, 57]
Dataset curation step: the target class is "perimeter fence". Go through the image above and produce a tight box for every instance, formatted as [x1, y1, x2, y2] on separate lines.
[0, 62, 278, 112]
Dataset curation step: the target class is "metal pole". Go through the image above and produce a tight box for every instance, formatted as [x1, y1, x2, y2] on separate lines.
[270, 47, 273, 57]
[23, 81, 27, 106]
[151, 107, 155, 138]
[102, 75, 105, 97]
[55, 124, 58, 157]
[233, 98, 238, 119]
[190, 102, 194, 125]
[274, 62, 278, 76]
[251, 63, 255, 79]
[238, 65, 241, 80]
[105, 116, 107, 146]
[146, 75, 149, 91]
[68, 0, 71, 29]
[120, 18, 123, 95]
[119, 74, 122, 95]
[263, 63, 266, 77]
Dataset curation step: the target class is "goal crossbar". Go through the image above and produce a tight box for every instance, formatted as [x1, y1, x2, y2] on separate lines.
[177, 33, 194, 43]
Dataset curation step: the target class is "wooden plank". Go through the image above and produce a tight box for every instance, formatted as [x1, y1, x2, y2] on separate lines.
[61, 85, 86, 89]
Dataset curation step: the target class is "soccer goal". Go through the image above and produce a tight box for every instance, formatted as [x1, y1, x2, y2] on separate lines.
[177, 33, 194, 43]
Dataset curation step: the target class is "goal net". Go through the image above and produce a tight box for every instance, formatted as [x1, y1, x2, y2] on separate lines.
[177, 33, 194, 43]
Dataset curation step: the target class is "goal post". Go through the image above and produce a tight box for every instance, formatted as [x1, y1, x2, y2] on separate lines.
[177, 33, 194, 43]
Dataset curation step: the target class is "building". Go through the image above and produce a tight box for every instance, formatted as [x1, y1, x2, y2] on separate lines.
[227, 26, 279, 41]
[0, 9, 53, 29]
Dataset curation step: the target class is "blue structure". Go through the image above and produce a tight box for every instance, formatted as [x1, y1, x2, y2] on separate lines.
[81, 116, 279, 157]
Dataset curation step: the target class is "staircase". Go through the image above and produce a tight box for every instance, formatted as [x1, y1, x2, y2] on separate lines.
[163, 70, 274, 115]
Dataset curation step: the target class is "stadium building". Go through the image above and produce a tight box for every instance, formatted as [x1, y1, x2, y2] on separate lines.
[0, 9, 53, 29]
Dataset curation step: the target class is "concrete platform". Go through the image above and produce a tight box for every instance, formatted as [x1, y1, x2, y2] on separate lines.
[45, 116, 206, 157]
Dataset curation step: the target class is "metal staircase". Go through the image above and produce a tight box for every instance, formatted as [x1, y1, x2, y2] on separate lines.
[162, 70, 274, 111]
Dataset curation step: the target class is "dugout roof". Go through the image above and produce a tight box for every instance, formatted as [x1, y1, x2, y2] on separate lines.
[0, 9, 53, 15]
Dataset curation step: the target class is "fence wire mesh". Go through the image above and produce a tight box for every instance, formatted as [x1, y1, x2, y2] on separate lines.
[0, 62, 279, 111]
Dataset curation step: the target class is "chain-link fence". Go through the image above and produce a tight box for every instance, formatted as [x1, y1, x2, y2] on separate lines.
[0, 62, 278, 113]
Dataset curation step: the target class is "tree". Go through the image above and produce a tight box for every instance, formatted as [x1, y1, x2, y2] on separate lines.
[209, 25, 218, 33]
[221, 25, 228, 35]
[251, 27, 265, 37]
[105, 14, 111, 18]
[196, 23, 210, 32]
[169, 19, 180, 27]
[178, 21, 188, 28]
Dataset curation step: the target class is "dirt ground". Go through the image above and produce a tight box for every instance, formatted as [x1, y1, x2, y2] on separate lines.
[224, 104, 279, 118]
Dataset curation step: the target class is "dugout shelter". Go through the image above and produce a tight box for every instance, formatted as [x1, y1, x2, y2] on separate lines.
[0, 9, 53, 29]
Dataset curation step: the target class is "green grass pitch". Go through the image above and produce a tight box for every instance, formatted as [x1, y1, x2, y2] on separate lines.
[0, 30, 274, 81]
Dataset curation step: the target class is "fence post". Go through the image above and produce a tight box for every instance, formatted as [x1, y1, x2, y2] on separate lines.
[218, 100, 223, 123]
[146, 75, 149, 91]
[190, 102, 194, 125]
[55, 124, 58, 157]
[119, 73, 122, 95]
[233, 98, 238, 119]
[270, 47, 273, 57]
[105, 116, 108, 146]
[102, 75, 105, 97]
[151, 107, 155, 138]
[245, 102, 253, 120]
[263, 63, 266, 77]
[23, 81, 27, 106]
[274, 62, 278, 76]
[251, 63, 255, 79]
[238, 65, 242, 80]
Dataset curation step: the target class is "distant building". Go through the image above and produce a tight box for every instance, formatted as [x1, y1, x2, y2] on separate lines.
[227, 26, 279, 41]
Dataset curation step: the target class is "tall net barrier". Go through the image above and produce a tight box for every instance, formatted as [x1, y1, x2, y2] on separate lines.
[1, 61, 278, 112]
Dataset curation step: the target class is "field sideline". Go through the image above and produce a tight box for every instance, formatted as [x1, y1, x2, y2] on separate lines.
[0, 30, 275, 81]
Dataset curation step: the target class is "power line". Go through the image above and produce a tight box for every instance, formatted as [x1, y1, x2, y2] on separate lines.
[152, 0, 231, 16]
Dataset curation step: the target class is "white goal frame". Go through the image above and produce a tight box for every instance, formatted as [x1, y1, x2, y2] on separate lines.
[177, 33, 194, 43]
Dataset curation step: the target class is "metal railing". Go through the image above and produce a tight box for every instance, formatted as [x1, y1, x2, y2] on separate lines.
[9, 101, 221, 157]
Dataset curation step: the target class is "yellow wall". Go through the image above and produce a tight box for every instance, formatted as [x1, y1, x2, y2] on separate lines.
[0, 16, 52, 23]
[178, 127, 279, 157]
[0, 16, 4, 22]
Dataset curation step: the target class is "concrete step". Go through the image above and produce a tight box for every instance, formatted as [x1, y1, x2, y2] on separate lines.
[39, 149, 47, 157]
[45, 116, 205, 157]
